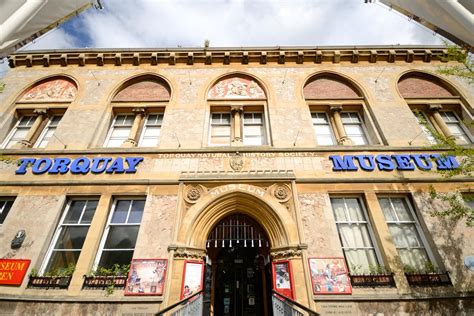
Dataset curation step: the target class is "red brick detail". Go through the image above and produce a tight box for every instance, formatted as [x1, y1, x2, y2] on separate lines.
[398, 76, 455, 98]
[304, 77, 360, 99]
[113, 79, 171, 102]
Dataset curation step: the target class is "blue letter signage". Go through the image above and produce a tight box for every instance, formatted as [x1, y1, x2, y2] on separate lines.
[15, 157, 144, 175]
[329, 154, 459, 172]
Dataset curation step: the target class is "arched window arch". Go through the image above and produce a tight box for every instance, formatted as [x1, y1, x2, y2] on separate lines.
[206, 74, 270, 146]
[2, 76, 77, 149]
[104, 75, 171, 148]
[398, 72, 473, 144]
[304, 73, 380, 146]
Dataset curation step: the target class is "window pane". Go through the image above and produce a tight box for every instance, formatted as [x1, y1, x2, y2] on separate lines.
[106, 139, 124, 148]
[44, 251, 81, 274]
[345, 198, 364, 221]
[104, 226, 140, 249]
[141, 138, 158, 147]
[0, 200, 14, 224]
[440, 111, 457, 122]
[64, 201, 85, 224]
[338, 224, 373, 248]
[331, 199, 347, 222]
[392, 198, 412, 221]
[316, 135, 334, 146]
[345, 249, 378, 272]
[388, 224, 423, 248]
[98, 250, 134, 269]
[81, 200, 98, 224]
[211, 136, 230, 145]
[54, 226, 89, 249]
[211, 126, 231, 137]
[244, 125, 263, 137]
[398, 249, 430, 270]
[243, 136, 263, 146]
[143, 126, 160, 137]
[378, 198, 396, 221]
[111, 127, 131, 138]
[128, 200, 145, 223]
[111, 200, 130, 223]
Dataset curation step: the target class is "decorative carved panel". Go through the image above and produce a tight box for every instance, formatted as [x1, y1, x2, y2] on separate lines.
[208, 75, 266, 99]
[19, 78, 77, 102]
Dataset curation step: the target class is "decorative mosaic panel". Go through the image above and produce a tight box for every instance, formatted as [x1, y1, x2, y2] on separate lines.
[19, 78, 77, 102]
[208, 76, 266, 99]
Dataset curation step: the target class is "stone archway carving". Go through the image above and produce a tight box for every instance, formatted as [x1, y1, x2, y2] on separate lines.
[178, 184, 299, 251]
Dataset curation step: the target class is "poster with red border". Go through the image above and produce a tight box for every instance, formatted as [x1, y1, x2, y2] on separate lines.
[272, 260, 294, 299]
[180, 260, 204, 299]
[308, 257, 352, 295]
[0, 259, 30, 286]
[125, 259, 168, 296]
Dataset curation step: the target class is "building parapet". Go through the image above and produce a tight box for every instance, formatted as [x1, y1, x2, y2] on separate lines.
[8, 46, 449, 68]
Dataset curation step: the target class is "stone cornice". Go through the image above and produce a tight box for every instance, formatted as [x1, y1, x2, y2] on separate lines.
[8, 46, 449, 68]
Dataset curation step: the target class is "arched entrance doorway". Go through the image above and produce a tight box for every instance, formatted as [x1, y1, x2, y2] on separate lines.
[206, 213, 272, 316]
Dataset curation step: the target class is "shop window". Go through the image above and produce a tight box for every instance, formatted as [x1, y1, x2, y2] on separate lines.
[0, 198, 14, 224]
[40, 199, 98, 274]
[331, 197, 382, 273]
[378, 197, 436, 271]
[305, 74, 380, 146]
[94, 198, 145, 268]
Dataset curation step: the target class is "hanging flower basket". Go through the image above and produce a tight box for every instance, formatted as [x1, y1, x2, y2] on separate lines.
[405, 272, 451, 287]
[82, 275, 127, 289]
[27, 276, 71, 289]
[349, 273, 395, 287]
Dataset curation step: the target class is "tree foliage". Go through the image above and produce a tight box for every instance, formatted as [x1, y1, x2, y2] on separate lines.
[437, 43, 473, 84]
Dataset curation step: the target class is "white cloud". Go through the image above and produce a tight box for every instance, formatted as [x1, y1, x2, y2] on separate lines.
[20, 0, 444, 51]
[20, 28, 79, 51]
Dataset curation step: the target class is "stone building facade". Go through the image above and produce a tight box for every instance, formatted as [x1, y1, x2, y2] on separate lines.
[0, 46, 473, 315]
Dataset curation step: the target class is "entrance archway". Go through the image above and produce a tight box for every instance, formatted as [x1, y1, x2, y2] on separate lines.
[206, 213, 272, 316]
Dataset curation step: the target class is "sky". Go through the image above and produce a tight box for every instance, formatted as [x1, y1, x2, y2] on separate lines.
[1, 0, 446, 77]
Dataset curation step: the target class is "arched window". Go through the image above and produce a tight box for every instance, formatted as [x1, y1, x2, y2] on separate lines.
[304, 74, 378, 146]
[104, 75, 171, 148]
[207, 74, 269, 146]
[398, 72, 473, 144]
[2, 77, 77, 149]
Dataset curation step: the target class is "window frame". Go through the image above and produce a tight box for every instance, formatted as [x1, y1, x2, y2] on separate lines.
[0, 198, 15, 225]
[1, 115, 36, 149]
[439, 110, 473, 144]
[242, 111, 266, 146]
[39, 198, 99, 275]
[34, 114, 63, 148]
[104, 113, 135, 148]
[93, 197, 146, 269]
[330, 196, 384, 273]
[208, 112, 232, 146]
[138, 112, 164, 147]
[378, 196, 437, 269]
[340, 111, 370, 146]
[311, 111, 337, 146]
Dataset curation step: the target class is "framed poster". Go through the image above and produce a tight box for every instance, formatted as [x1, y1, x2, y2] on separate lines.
[125, 259, 168, 296]
[272, 260, 294, 299]
[181, 261, 204, 299]
[308, 257, 352, 295]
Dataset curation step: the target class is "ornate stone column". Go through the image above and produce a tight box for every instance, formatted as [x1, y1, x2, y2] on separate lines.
[330, 104, 351, 145]
[15, 108, 48, 148]
[231, 106, 243, 145]
[122, 107, 146, 147]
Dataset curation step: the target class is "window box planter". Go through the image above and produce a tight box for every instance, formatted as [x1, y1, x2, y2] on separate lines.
[82, 275, 127, 289]
[405, 272, 452, 287]
[349, 273, 395, 287]
[27, 276, 71, 289]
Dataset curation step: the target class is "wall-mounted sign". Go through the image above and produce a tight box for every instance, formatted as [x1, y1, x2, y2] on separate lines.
[329, 154, 458, 172]
[0, 259, 31, 286]
[272, 260, 294, 299]
[15, 157, 144, 175]
[308, 257, 351, 295]
[181, 261, 204, 299]
[125, 259, 168, 296]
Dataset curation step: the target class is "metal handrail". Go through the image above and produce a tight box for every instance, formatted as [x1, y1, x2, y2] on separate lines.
[155, 290, 203, 316]
[272, 290, 320, 316]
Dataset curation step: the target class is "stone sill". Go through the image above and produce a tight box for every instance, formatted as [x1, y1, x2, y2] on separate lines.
[0, 293, 163, 303]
